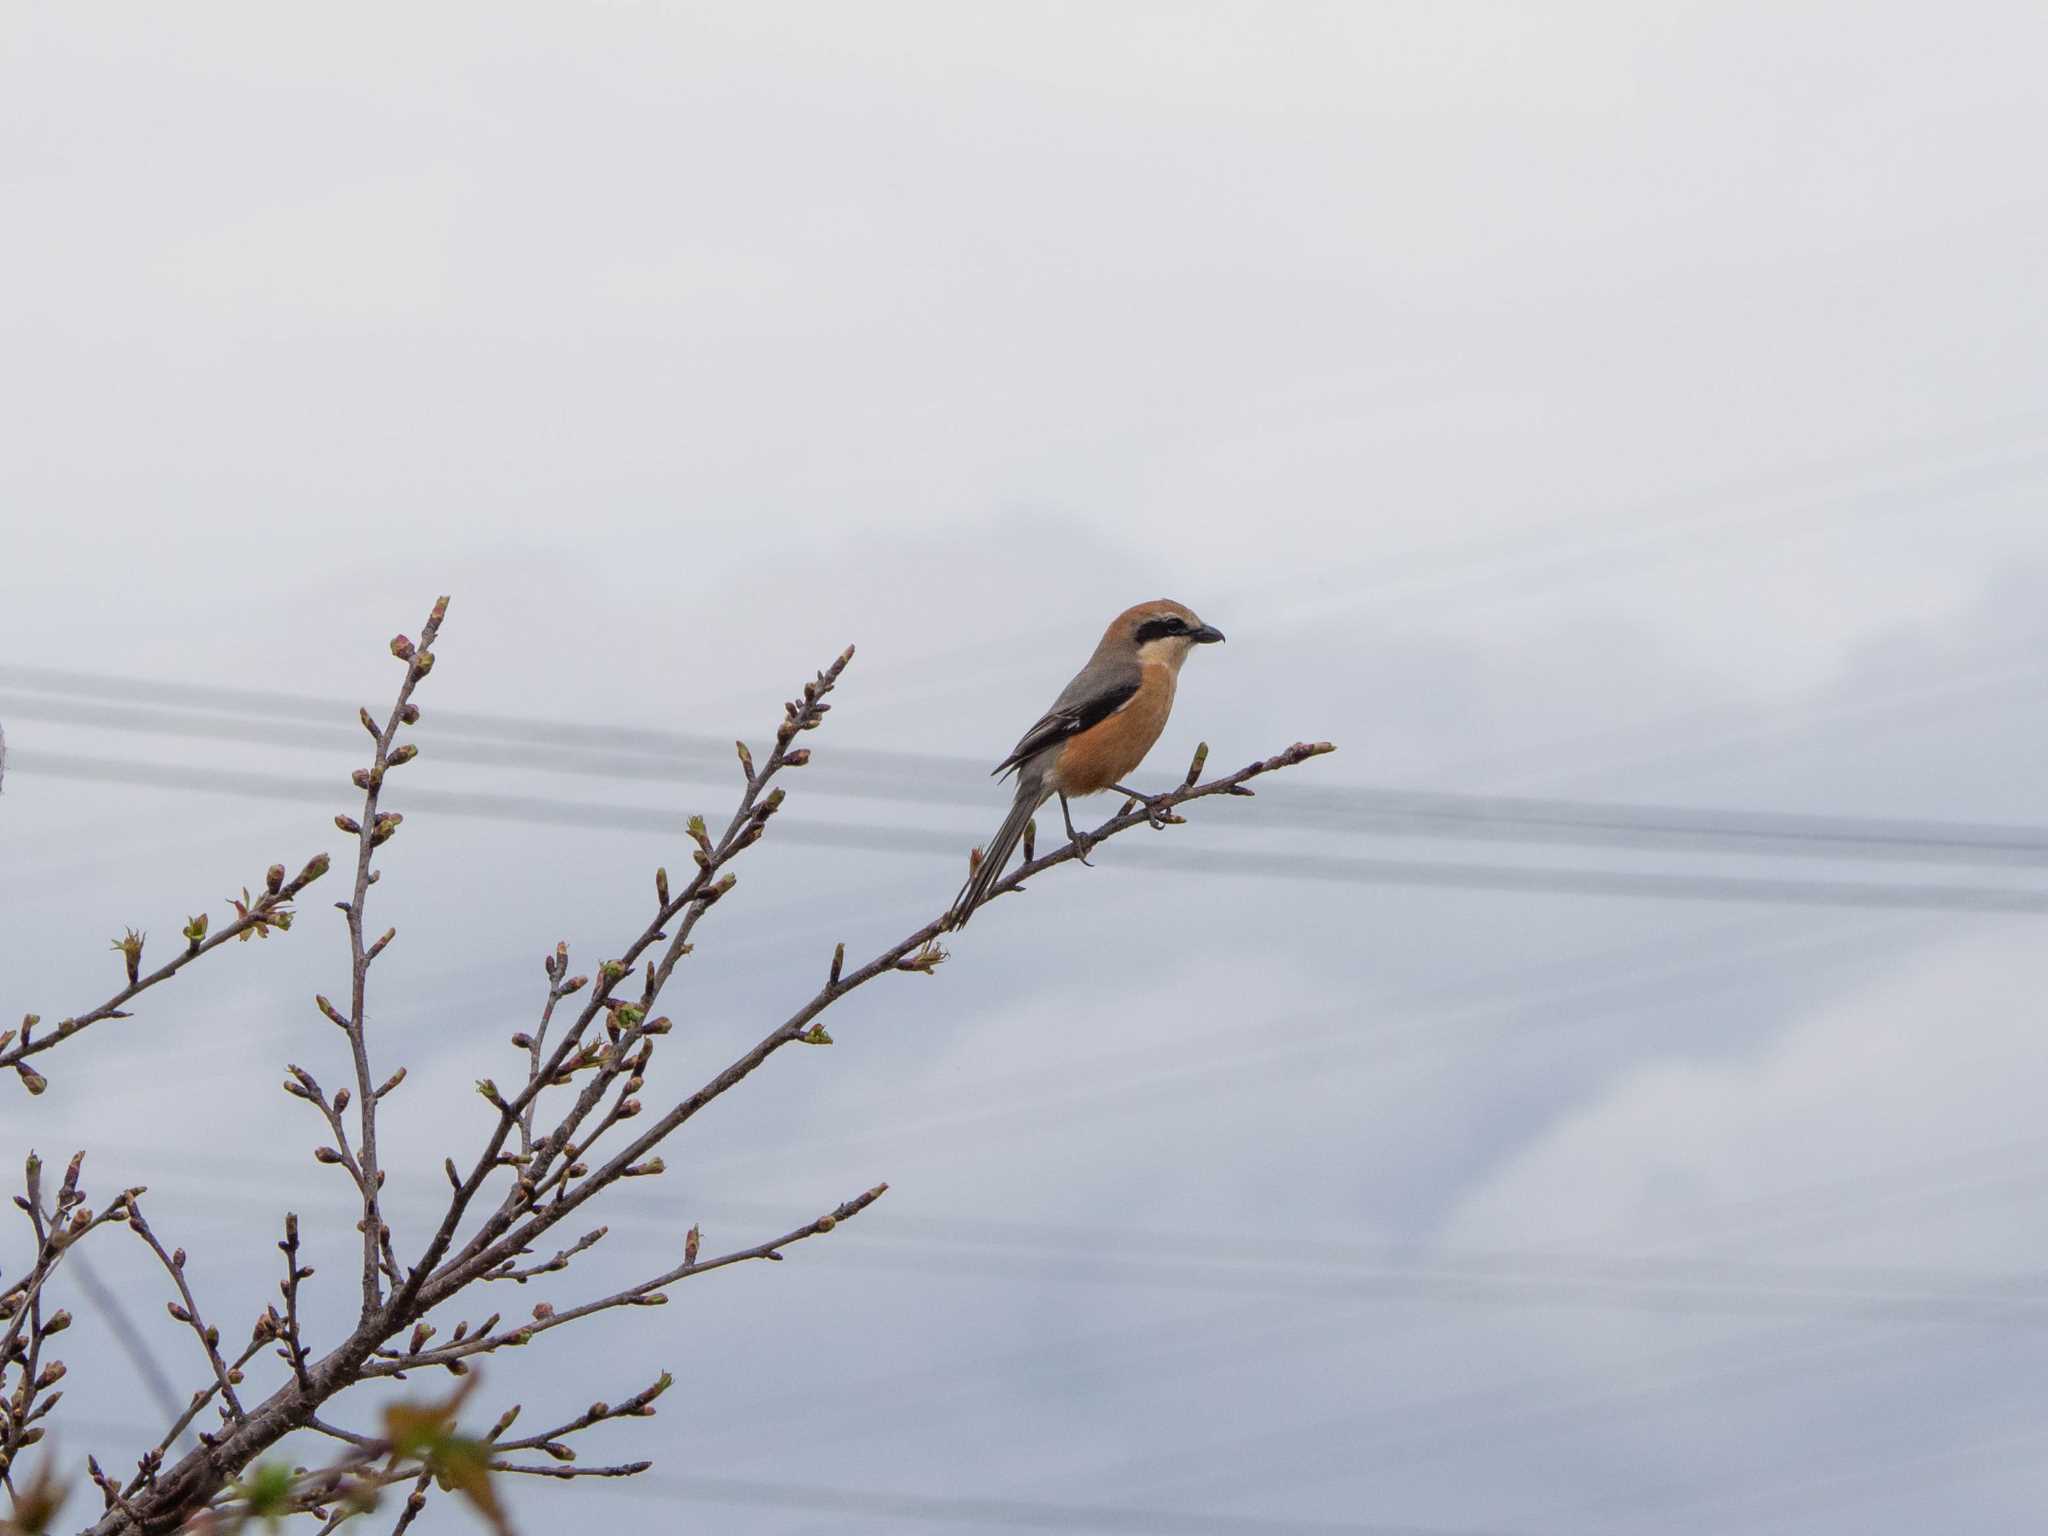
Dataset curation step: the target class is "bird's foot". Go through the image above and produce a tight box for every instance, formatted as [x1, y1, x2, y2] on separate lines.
[1057, 792, 1095, 865]
[1112, 783, 1177, 830]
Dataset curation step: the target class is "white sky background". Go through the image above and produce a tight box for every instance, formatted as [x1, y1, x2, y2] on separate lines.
[5, 4, 2048, 1532]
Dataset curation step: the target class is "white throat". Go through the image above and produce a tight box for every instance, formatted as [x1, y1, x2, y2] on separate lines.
[1136, 635, 1195, 671]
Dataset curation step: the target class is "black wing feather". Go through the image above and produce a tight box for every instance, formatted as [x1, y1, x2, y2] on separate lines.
[991, 674, 1141, 779]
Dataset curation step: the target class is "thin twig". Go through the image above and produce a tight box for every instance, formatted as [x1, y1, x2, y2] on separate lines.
[335, 596, 449, 1317]
[1, 856, 329, 1084]
[278, 1212, 315, 1391]
[126, 1202, 246, 1422]
[388, 1471, 433, 1535]
[489, 1459, 653, 1479]
[370, 1186, 885, 1377]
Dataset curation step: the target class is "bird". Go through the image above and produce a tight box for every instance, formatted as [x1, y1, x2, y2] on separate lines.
[945, 599, 1225, 928]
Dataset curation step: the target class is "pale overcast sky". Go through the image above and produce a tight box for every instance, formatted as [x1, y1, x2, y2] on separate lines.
[6, 5, 2048, 1533]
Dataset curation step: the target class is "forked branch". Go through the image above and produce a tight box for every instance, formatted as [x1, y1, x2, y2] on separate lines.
[0, 600, 1335, 1536]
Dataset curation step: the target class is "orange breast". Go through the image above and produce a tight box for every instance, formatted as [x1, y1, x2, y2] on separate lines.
[1051, 665, 1176, 795]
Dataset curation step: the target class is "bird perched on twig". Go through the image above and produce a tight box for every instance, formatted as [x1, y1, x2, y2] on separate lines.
[946, 600, 1225, 928]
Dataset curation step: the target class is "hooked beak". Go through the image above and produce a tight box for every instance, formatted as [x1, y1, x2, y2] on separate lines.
[1190, 623, 1226, 645]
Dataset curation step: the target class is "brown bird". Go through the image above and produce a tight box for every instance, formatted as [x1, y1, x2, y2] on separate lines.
[946, 600, 1225, 928]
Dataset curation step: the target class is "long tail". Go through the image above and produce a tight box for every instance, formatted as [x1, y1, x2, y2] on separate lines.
[947, 776, 1048, 929]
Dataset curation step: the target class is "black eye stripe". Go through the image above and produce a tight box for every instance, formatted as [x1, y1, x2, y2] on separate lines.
[1133, 617, 1186, 643]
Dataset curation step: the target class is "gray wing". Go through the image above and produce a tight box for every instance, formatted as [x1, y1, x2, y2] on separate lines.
[991, 656, 1142, 780]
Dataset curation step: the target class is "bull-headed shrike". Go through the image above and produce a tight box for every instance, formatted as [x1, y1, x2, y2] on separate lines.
[947, 599, 1224, 928]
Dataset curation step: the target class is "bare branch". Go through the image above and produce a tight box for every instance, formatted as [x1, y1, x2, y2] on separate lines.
[303, 1414, 381, 1449]
[370, 1185, 885, 1378]
[1, 1153, 139, 1490]
[435, 741, 1333, 1299]
[113, 1332, 271, 1505]
[334, 596, 449, 1318]
[1, 854, 330, 1090]
[478, 1226, 608, 1287]
[124, 1202, 246, 1429]
[277, 1214, 314, 1392]
[489, 1458, 652, 1480]
[31, 612, 1331, 1536]
[387, 1471, 433, 1535]
[394, 646, 855, 1324]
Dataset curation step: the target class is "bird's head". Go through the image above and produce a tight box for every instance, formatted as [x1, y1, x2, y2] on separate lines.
[1111, 600, 1226, 668]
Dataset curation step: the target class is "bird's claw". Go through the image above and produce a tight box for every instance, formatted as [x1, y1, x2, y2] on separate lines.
[1119, 793, 1173, 830]
[1071, 833, 1095, 865]
[1111, 783, 1178, 831]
